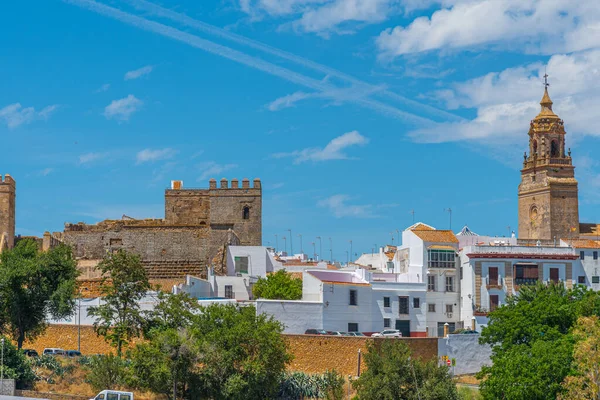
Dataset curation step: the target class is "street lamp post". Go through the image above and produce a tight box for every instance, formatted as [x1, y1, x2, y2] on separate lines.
[316, 236, 322, 261]
[298, 234, 303, 255]
[349, 240, 353, 264]
[329, 237, 333, 261]
[396, 229, 400, 246]
[287, 229, 293, 255]
[282, 236, 287, 255]
[345, 251, 349, 264]
[1, 337, 4, 394]
[311, 242, 316, 260]
[275, 234, 278, 252]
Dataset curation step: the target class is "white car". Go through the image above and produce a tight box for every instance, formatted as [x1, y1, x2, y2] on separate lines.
[43, 348, 66, 356]
[371, 329, 402, 338]
[90, 390, 134, 400]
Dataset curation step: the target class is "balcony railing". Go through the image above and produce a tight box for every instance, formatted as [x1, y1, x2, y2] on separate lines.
[514, 278, 539, 286]
[486, 275, 504, 289]
[468, 245, 576, 256]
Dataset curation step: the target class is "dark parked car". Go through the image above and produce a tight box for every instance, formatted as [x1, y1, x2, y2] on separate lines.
[21, 349, 38, 357]
[304, 329, 328, 335]
[66, 350, 82, 357]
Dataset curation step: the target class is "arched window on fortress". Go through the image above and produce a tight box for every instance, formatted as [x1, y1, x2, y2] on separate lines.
[533, 140, 538, 155]
[243, 206, 250, 220]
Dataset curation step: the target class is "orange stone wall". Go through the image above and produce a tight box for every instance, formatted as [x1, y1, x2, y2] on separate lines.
[25, 326, 437, 376]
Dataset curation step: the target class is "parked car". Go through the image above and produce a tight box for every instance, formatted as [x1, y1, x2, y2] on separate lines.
[21, 349, 38, 357]
[347, 332, 365, 337]
[371, 329, 402, 338]
[43, 348, 66, 356]
[90, 390, 134, 400]
[66, 350, 82, 357]
[327, 331, 344, 336]
[304, 329, 328, 335]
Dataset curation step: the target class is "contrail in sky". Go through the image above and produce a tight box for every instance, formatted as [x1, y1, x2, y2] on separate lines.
[124, 0, 463, 123]
[64, 0, 448, 125]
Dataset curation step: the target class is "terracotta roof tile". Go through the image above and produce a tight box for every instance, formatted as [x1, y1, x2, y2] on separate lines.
[562, 239, 600, 249]
[411, 229, 458, 244]
[408, 223, 435, 231]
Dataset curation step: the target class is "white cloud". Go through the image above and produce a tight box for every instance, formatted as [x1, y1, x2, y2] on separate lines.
[241, 0, 400, 35]
[197, 161, 237, 181]
[377, 0, 600, 58]
[412, 48, 600, 144]
[39, 168, 54, 177]
[317, 194, 374, 218]
[136, 148, 177, 164]
[0, 102, 59, 128]
[95, 83, 110, 93]
[124, 65, 154, 80]
[104, 95, 143, 121]
[273, 131, 369, 163]
[79, 152, 109, 165]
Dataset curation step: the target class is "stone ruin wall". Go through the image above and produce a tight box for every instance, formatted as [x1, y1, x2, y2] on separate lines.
[62, 179, 262, 280]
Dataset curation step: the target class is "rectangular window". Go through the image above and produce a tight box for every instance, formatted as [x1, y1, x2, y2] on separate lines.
[413, 297, 420, 309]
[490, 295, 499, 311]
[445, 304, 453, 314]
[224, 285, 233, 299]
[383, 296, 390, 308]
[549, 268, 559, 283]
[593, 276, 600, 284]
[348, 323, 358, 332]
[109, 238, 123, 246]
[595, 251, 598, 260]
[427, 249, 456, 269]
[428, 303, 436, 313]
[514, 264, 539, 286]
[427, 275, 436, 291]
[399, 296, 409, 315]
[578, 276, 586, 284]
[384, 318, 390, 328]
[581, 251, 585, 260]
[460, 266, 463, 280]
[445, 276, 454, 292]
[107, 394, 118, 400]
[234, 256, 249, 274]
[386, 261, 394, 271]
[489, 267, 499, 286]
[349, 290, 357, 306]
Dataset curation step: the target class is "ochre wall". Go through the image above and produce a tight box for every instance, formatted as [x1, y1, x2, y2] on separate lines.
[25, 326, 437, 376]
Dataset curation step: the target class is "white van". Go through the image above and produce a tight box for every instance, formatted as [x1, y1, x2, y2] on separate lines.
[42, 348, 65, 356]
[90, 390, 134, 400]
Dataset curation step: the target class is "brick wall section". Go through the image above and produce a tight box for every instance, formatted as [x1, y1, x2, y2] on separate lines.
[25, 326, 437, 376]
[77, 278, 184, 297]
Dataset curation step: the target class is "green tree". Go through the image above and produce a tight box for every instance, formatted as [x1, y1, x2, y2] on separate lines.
[0, 239, 78, 348]
[85, 354, 130, 392]
[0, 336, 36, 388]
[252, 269, 302, 300]
[352, 340, 458, 400]
[193, 303, 292, 399]
[478, 282, 600, 399]
[133, 293, 202, 399]
[559, 316, 600, 399]
[130, 328, 199, 400]
[88, 249, 151, 356]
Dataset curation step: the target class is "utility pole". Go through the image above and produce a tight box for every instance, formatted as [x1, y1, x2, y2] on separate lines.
[316, 237, 322, 261]
[287, 229, 293, 255]
[444, 208, 452, 231]
[349, 240, 353, 264]
[298, 234, 303, 254]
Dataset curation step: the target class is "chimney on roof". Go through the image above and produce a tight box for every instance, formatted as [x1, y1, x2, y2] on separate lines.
[171, 180, 183, 190]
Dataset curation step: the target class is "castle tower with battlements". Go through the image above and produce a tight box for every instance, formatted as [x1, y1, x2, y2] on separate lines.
[518, 85, 579, 244]
[0, 174, 16, 252]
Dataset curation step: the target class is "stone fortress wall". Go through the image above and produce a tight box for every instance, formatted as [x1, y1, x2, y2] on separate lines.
[0, 174, 16, 252]
[60, 178, 262, 279]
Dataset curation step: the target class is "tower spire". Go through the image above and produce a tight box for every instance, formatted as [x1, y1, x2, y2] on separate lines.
[536, 73, 557, 119]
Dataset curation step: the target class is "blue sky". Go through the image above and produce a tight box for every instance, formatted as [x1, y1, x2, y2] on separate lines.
[3, 0, 600, 261]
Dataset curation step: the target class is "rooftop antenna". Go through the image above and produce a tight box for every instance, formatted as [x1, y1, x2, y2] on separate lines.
[410, 209, 415, 224]
[444, 208, 452, 231]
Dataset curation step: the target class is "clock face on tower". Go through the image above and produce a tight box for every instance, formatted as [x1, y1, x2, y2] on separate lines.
[530, 205, 539, 221]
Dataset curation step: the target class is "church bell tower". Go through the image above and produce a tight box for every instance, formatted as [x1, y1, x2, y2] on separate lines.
[518, 77, 579, 244]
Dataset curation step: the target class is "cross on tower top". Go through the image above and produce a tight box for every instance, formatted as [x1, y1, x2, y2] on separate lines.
[543, 73, 550, 89]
